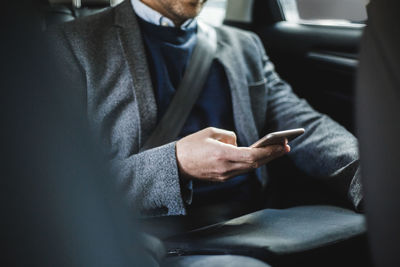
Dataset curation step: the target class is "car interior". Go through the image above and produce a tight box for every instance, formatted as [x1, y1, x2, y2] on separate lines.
[3, 0, 398, 266]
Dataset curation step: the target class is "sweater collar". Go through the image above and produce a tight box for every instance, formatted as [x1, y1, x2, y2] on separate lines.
[136, 15, 197, 45]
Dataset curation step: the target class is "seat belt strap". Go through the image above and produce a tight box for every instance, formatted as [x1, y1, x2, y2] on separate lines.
[141, 23, 218, 151]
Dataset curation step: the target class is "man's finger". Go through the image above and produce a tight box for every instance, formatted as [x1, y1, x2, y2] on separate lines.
[210, 168, 250, 182]
[232, 146, 289, 171]
[255, 146, 289, 166]
[211, 139, 289, 164]
[234, 145, 287, 163]
[226, 161, 257, 171]
[208, 127, 237, 146]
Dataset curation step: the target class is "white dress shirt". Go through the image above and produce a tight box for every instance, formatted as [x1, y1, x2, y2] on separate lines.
[131, 0, 196, 29]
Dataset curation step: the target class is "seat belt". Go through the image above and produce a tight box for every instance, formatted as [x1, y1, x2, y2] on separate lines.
[141, 23, 218, 151]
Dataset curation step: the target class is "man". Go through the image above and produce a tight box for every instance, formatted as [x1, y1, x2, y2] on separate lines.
[50, 0, 362, 232]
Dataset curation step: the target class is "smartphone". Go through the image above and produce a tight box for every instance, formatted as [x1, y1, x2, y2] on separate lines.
[250, 128, 305, 148]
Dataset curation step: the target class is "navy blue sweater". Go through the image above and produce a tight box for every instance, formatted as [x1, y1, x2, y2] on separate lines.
[137, 18, 255, 204]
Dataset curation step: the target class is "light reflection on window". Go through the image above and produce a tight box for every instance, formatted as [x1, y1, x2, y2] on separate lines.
[280, 0, 368, 27]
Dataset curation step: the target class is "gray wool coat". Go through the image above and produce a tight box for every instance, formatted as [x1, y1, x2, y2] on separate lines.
[49, 0, 363, 217]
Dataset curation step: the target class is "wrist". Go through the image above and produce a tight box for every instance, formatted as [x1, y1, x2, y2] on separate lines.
[175, 140, 191, 180]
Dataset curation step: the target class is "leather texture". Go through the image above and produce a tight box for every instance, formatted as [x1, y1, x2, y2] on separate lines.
[43, 4, 109, 27]
[165, 205, 366, 263]
[48, 0, 363, 217]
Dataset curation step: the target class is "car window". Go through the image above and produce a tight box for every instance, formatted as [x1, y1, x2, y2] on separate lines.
[198, 0, 227, 26]
[279, 0, 369, 27]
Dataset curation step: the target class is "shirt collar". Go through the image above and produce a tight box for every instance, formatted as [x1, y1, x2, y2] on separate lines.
[131, 0, 196, 29]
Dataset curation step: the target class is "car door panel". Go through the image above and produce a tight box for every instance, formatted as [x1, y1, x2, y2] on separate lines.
[256, 21, 363, 133]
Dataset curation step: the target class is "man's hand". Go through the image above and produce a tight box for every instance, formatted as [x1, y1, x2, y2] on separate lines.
[176, 127, 290, 182]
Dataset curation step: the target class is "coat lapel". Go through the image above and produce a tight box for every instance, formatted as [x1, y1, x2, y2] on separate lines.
[216, 41, 267, 187]
[216, 42, 260, 147]
[113, 0, 157, 148]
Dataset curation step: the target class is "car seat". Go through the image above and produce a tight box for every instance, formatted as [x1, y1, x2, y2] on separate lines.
[356, 0, 400, 266]
[42, 0, 121, 28]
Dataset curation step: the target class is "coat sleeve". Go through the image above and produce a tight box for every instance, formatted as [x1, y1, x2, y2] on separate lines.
[110, 142, 187, 216]
[48, 26, 187, 217]
[250, 34, 363, 210]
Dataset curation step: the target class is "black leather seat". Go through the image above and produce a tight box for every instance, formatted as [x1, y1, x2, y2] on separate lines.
[166, 205, 368, 267]
[42, 0, 113, 28]
[356, 0, 400, 266]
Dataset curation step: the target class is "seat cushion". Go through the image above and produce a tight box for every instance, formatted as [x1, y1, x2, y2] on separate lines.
[163, 255, 271, 267]
[165, 205, 366, 265]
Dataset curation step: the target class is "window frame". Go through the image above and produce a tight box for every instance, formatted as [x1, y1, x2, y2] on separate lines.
[277, 0, 367, 29]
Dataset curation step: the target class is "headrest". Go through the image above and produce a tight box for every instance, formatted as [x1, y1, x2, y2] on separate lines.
[48, 0, 123, 7]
